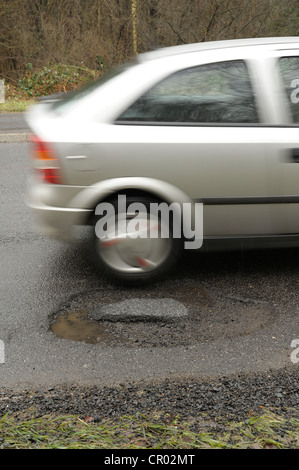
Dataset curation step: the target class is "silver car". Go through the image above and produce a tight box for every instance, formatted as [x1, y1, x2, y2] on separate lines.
[26, 37, 299, 283]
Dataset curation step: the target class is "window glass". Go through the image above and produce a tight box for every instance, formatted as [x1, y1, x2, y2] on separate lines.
[279, 57, 299, 123]
[117, 60, 259, 124]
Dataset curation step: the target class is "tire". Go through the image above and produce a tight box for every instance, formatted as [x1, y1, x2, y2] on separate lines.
[90, 196, 182, 284]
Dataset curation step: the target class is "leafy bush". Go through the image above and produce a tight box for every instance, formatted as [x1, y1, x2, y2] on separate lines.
[17, 63, 100, 98]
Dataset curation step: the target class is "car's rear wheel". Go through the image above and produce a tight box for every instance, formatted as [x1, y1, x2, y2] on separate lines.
[90, 196, 182, 284]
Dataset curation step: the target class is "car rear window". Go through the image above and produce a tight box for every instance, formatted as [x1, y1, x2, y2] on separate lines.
[117, 60, 259, 124]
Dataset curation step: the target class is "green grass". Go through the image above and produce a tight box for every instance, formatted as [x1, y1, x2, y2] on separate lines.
[0, 409, 298, 449]
[0, 99, 35, 113]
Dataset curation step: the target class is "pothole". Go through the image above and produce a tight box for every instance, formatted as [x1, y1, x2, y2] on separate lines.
[49, 287, 277, 347]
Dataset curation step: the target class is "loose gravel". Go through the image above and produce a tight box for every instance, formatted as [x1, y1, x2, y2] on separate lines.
[0, 367, 298, 430]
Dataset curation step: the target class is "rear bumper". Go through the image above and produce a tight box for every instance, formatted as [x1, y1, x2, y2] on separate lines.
[26, 177, 92, 241]
[27, 197, 91, 242]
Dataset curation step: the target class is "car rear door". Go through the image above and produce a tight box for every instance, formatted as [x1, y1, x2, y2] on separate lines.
[262, 50, 299, 235]
[112, 55, 284, 238]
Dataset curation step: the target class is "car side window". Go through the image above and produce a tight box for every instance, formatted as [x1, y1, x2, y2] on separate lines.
[279, 57, 299, 123]
[117, 60, 259, 124]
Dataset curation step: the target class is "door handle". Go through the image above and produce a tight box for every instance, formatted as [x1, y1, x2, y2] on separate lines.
[290, 148, 299, 162]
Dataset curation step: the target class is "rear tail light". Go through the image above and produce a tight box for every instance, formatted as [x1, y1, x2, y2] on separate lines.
[29, 135, 62, 184]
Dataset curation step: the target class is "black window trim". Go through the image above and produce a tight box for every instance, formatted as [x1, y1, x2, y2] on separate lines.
[114, 120, 299, 127]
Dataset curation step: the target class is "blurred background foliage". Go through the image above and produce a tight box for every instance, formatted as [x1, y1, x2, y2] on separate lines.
[0, 0, 298, 98]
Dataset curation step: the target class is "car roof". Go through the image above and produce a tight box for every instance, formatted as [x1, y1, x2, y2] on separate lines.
[138, 37, 299, 62]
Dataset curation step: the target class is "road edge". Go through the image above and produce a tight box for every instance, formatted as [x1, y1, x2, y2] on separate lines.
[0, 133, 29, 143]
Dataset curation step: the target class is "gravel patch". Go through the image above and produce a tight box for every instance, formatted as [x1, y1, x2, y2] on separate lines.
[0, 367, 298, 428]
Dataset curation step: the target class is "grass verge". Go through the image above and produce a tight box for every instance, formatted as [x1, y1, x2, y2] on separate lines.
[0, 99, 35, 113]
[0, 409, 298, 449]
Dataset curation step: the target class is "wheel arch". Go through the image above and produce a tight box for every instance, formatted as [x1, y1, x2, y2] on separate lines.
[68, 177, 194, 226]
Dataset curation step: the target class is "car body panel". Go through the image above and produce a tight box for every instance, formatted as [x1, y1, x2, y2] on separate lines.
[25, 37, 299, 248]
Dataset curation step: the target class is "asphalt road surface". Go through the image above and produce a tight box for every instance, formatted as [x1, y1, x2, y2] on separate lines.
[0, 131, 298, 392]
[0, 112, 29, 141]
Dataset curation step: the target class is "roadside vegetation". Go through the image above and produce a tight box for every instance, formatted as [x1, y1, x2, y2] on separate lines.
[1, 0, 299, 114]
[0, 408, 298, 449]
[0, 63, 100, 113]
[0, 99, 34, 113]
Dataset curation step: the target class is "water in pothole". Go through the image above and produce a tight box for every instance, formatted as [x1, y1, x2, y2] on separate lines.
[50, 311, 116, 344]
